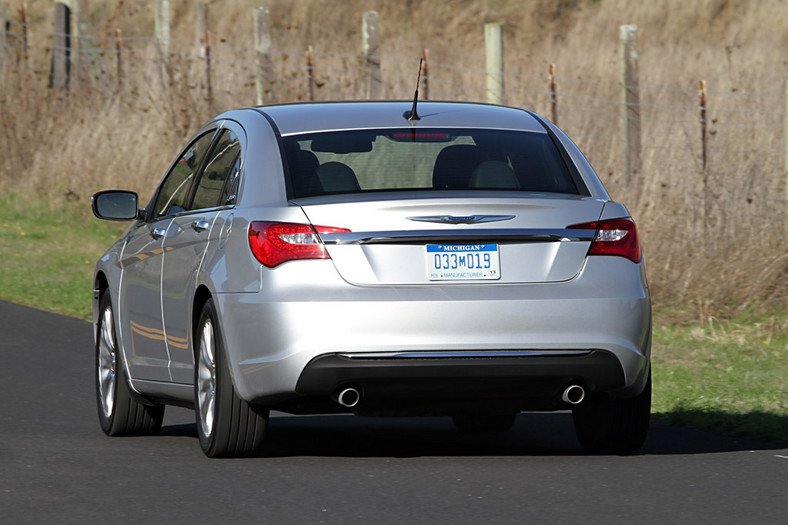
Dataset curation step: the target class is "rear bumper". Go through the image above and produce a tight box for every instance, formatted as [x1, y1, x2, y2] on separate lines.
[294, 350, 625, 415]
[213, 256, 651, 406]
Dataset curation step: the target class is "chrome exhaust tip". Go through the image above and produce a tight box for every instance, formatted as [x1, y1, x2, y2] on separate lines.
[561, 384, 585, 405]
[337, 387, 361, 408]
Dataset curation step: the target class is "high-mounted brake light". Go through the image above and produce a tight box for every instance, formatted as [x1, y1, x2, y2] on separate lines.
[391, 132, 449, 139]
[248, 221, 350, 268]
[568, 218, 641, 263]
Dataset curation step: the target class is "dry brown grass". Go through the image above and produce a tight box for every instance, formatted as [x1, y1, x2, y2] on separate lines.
[1, 0, 787, 312]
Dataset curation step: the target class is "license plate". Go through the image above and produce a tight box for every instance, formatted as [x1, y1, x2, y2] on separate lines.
[426, 244, 501, 281]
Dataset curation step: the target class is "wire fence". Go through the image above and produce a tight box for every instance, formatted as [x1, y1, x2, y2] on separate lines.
[3, 23, 785, 120]
[1, 4, 786, 245]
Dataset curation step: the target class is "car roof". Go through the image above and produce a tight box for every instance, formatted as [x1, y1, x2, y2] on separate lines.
[244, 101, 547, 136]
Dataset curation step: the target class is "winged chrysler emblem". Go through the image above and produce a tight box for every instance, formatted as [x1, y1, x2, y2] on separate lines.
[406, 215, 515, 225]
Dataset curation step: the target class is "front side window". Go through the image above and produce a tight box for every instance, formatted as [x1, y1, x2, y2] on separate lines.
[153, 131, 215, 218]
[192, 130, 241, 210]
[283, 128, 580, 198]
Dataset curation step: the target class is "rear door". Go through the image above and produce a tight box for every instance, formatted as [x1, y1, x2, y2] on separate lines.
[161, 127, 242, 383]
[120, 129, 215, 381]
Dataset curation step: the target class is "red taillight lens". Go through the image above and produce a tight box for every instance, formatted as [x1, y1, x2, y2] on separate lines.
[248, 221, 350, 268]
[568, 218, 641, 263]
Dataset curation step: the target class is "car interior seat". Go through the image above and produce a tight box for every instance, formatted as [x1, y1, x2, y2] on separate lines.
[289, 149, 322, 197]
[468, 160, 520, 190]
[432, 145, 488, 190]
[315, 161, 362, 193]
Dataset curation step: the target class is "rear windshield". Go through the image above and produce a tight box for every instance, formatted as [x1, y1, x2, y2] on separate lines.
[283, 128, 579, 198]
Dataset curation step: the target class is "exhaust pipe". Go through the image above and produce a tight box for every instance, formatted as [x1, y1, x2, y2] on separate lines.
[336, 387, 361, 408]
[561, 384, 585, 405]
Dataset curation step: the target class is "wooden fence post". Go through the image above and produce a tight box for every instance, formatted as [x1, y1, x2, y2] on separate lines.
[205, 31, 213, 104]
[52, 1, 71, 91]
[699, 80, 708, 172]
[620, 24, 641, 200]
[699, 80, 710, 222]
[362, 11, 380, 99]
[484, 23, 504, 105]
[72, 0, 103, 92]
[0, 6, 6, 91]
[69, 0, 82, 87]
[115, 28, 122, 93]
[254, 6, 272, 105]
[306, 45, 314, 101]
[20, 4, 28, 65]
[784, 76, 788, 242]
[549, 63, 557, 124]
[70, 0, 81, 89]
[195, 3, 212, 104]
[195, 4, 207, 58]
[155, 0, 170, 90]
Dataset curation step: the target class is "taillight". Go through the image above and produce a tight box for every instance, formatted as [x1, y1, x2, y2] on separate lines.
[248, 221, 350, 268]
[568, 218, 641, 263]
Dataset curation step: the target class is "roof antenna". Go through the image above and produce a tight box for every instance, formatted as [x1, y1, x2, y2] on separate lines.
[404, 58, 423, 121]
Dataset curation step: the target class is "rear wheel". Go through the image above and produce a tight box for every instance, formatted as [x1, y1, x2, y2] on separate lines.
[572, 371, 651, 454]
[96, 292, 164, 436]
[195, 299, 269, 458]
[452, 413, 517, 432]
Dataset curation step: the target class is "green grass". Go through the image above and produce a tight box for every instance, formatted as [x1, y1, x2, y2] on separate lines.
[0, 196, 125, 319]
[651, 311, 788, 443]
[0, 196, 786, 443]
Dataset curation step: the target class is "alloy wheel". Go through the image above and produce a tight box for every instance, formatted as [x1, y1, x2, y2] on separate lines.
[97, 306, 117, 419]
[197, 319, 217, 438]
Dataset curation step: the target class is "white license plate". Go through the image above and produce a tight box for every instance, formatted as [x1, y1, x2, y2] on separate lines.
[426, 244, 501, 281]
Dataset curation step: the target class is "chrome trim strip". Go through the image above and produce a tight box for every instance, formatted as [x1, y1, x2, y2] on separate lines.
[320, 228, 595, 245]
[337, 350, 592, 359]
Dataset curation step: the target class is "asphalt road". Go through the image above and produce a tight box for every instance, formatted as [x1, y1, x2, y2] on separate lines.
[1, 300, 786, 524]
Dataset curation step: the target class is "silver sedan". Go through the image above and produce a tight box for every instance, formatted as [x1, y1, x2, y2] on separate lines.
[92, 101, 651, 457]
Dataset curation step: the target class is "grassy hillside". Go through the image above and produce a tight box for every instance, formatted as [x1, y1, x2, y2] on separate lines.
[1, 0, 787, 312]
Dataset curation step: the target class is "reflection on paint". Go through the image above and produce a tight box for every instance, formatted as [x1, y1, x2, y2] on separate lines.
[130, 320, 189, 349]
[121, 246, 175, 268]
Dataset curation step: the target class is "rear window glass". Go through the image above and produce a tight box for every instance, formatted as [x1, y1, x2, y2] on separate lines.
[283, 128, 578, 198]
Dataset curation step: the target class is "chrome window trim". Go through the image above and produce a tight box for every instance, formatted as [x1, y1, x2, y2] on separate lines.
[168, 204, 235, 219]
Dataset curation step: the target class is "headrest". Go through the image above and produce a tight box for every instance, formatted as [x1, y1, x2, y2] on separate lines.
[469, 160, 520, 190]
[432, 145, 486, 190]
[315, 162, 361, 193]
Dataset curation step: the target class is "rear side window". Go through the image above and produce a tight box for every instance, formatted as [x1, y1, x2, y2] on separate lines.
[283, 128, 578, 198]
[154, 131, 215, 218]
[191, 129, 241, 210]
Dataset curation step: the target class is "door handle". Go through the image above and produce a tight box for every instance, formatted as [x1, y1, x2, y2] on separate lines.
[151, 227, 167, 239]
[192, 219, 211, 232]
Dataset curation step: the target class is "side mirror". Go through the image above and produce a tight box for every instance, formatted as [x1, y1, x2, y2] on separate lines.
[91, 190, 141, 221]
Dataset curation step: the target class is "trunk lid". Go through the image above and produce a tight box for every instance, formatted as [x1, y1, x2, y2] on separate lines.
[294, 193, 605, 285]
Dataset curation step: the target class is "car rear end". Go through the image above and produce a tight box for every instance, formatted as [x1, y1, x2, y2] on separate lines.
[219, 102, 650, 419]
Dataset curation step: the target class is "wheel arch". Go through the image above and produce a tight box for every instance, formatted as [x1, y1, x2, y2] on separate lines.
[192, 285, 214, 357]
[94, 271, 110, 295]
[93, 271, 110, 341]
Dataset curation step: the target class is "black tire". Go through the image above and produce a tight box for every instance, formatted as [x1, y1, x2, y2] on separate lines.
[96, 292, 164, 436]
[194, 299, 269, 458]
[572, 371, 651, 454]
[452, 413, 518, 432]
